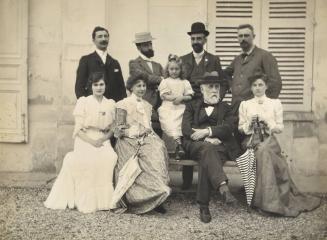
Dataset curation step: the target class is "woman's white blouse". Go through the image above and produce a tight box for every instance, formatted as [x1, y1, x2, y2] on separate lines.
[72, 96, 116, 138]
[238, 95, 284, 135]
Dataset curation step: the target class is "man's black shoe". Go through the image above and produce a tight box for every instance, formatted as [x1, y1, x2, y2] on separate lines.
[199, 206, 212, 223]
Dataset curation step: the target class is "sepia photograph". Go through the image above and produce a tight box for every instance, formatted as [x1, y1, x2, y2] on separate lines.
[0, 0, 326, 239]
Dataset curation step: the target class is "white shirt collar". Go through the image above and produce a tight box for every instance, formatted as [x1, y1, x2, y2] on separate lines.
[95, 48, 108, 57]
[131, 93, 143, 102]
[193, 50, 205, 59]
[140, 54, 152, 62]
[254, 94, 267, 104]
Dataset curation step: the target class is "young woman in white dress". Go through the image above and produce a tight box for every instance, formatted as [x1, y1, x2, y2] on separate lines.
[158, 54, 194, 159]
[44, 72, 118, 213]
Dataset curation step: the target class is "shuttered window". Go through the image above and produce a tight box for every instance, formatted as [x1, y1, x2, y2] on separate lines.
[207, 0, 314, 111]
[261, 0, 314, 111]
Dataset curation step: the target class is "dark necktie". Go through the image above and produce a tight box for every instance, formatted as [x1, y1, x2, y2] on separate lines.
[241, 53, 248, 62]
[203, 102, 215, 108]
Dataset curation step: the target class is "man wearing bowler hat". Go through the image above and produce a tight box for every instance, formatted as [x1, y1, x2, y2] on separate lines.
[181, 22, 226, 189]
[129, 32, 164, 137]
[182, 72, 241, 223]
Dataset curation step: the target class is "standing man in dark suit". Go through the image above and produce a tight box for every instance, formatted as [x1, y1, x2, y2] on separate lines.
[224, 24, 282, 115]
[223, 24, 282, 145]
[181, 22, 226, 189]
[75, 26, 127, 102]
[182, 72, 241, 223]
[129, 32, 164, 137]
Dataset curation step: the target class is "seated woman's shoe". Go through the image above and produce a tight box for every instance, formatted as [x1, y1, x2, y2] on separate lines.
[199, 206, 212, 223]
[154, 205, 167, 214]
[175, 144, 185, 160]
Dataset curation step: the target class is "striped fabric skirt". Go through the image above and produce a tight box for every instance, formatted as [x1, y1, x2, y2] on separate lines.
[114, 133, 171, 214]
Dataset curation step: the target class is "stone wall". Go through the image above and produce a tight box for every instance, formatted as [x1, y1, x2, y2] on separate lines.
[0, 0, 107, 172]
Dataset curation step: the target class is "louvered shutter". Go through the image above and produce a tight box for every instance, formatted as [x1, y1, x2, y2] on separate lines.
[207, 0, 262, 102]
[0, 0, 28, 142]
[261, 0, 314, 111]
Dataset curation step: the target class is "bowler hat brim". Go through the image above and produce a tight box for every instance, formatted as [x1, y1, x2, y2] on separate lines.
[187, 30, 209, 36]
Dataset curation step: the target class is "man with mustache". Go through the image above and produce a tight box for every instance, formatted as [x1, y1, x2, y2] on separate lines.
[75, 26, 127, 102]
[182, 72, 241, 223]
[129, 32, 164, 137]
[181, 22, 225, 189]
[181, 22, 225, 99]
[224, 24, 282, 121]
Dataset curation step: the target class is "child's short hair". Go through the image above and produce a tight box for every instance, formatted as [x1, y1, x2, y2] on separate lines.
[163, 54, 185, 79]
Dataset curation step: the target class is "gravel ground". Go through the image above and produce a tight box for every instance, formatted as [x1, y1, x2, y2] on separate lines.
[0, 187, 326, 240]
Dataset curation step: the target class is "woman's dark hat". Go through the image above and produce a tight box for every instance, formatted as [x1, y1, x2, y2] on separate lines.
[197, 71, 225, 85]
[187, 22, 210, 36]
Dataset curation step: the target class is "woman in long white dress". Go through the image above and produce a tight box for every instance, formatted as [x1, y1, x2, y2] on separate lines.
[44, 72, 118, 213]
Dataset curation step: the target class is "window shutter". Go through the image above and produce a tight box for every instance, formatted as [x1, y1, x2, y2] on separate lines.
[0, 0, 28, 142]
[261, 0, 314, 111]
[207, 0, 262, 102]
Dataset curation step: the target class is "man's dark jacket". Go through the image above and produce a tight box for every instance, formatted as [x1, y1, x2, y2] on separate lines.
[181, 51, 227, 99]
[182, 98, 241, 160]
[75, 51, 127, 101]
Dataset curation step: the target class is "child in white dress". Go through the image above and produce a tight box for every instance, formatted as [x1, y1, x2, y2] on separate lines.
[158, 54, 194, 159]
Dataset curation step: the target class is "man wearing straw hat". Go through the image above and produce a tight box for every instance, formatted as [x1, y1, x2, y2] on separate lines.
[129, 32, 164, 137]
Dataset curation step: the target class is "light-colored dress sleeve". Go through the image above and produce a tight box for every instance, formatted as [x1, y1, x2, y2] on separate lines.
[238, 101, 252, 135]
[268, 99, 284, 132]
[72, 97, 86, 138]
[183, 80, 194, 96]
[158, 79, 171, 97]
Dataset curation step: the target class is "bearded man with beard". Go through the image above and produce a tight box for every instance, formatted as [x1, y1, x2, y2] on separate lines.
[181, 22, 225, 189]
[224, 24, 282, 117]
[223, 24, 282, 147]
[181, 22, 225, 99]
[129, 32, 164, 136]
[181, 72, 241, 223]
[75, 26, 126, 102]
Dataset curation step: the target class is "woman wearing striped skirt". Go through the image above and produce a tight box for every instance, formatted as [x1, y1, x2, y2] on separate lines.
[114, 73, 171, 214]
[238, 74, 320, 217]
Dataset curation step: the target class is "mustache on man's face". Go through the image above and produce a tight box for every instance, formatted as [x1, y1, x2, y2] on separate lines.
[100, 40, 108, 45]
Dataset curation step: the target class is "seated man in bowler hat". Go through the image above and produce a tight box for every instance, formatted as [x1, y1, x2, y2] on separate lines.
[129, 32, 164, 137]
[181, 22, 227, 189]
[181, 72, 241, 223]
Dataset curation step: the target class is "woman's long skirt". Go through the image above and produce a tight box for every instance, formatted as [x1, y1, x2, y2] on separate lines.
[114, 134, 171, 214]
[243, 135, 321, 217]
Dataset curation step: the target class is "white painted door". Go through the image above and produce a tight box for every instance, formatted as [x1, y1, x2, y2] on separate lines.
[0, 0, 28, 142]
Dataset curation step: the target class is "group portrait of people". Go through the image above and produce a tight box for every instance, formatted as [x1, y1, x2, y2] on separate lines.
[44, 22, 321, 223]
